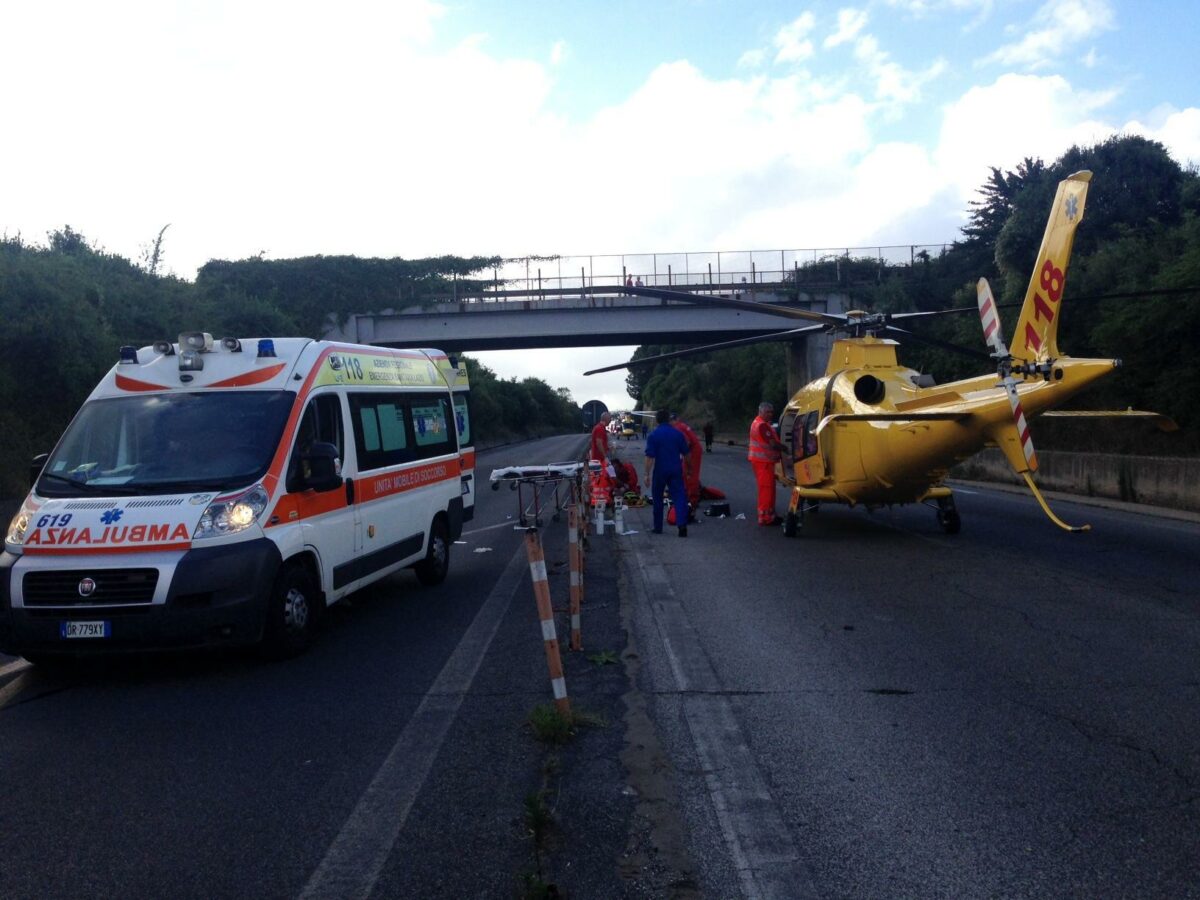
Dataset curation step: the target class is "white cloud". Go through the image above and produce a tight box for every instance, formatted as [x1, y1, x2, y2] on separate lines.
[738, 48, 767, 69]
[550, 40, 568, 66]
[1123, 107, 1200, 168]
[824, 8, 868, 48]
[774, 12, 817, 64]
[983, 0, 1115, 70]
[883, 0, 992, 11]
[934, 73, 1117, 205]
[853, 34, 947, 105]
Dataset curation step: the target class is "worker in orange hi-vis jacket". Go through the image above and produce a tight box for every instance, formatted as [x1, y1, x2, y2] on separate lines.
[671, 414, 703, 520]
[747, 401, 789, 526]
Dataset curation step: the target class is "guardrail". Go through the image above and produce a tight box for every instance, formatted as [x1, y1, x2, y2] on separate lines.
[456, 244, 951, 299]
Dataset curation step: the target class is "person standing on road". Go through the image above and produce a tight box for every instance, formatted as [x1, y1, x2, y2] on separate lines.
[748, 401, 789, 527]
[703, 421, 714, 453]
[644, 409, 691, 537]
[590, 412, 612, 465]
[671, 414, 703, 520]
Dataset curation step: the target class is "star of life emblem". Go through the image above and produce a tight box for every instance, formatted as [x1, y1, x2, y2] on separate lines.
[1065, 194, 1079, 221]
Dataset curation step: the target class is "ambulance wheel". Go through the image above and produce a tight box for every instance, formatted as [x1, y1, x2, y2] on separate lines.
[262, 561, 320, 659]
[415, 518, 450, 586]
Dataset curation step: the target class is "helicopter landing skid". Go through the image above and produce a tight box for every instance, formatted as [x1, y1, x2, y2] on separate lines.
[784, 489, 821, 538]
[921, 493, 961, 534]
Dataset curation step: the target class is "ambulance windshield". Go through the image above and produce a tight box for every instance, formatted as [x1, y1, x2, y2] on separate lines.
[37, 391, 295, 497]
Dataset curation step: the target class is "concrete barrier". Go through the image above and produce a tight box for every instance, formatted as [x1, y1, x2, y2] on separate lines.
[702, 437, 1197, 514]
[953, 450, 1200, 513]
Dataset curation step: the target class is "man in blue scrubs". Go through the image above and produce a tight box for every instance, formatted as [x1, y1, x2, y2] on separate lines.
[643, 408, 691, 537]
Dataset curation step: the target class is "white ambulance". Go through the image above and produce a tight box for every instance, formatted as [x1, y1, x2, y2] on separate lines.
[0, 333, 474, 662]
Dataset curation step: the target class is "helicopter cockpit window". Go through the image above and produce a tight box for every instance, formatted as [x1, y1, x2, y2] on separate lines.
[793, 411, 819, 460]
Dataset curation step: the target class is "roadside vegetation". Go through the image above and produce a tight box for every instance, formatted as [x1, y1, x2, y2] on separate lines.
[628, 135, 1200, 454]
[0, 239, 579, 496]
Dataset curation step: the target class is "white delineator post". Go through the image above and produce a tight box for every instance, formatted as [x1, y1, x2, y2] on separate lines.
[568, 505, 583, 651]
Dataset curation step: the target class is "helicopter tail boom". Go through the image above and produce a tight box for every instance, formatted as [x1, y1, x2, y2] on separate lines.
[1012, 170, 1092, 363]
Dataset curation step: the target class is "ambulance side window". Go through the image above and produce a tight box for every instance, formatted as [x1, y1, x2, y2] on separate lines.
[349, 392, 458, 471]
[287, 394, 344, 491]
[453, 394, 471, 447]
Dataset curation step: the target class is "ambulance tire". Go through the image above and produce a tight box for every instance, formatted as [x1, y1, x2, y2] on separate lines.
[261, 561, 320, 659]
[415, 517, 450, 586]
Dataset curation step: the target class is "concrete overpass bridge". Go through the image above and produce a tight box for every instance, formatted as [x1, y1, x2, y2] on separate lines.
[323, 242, 949, 390]
[324, 285, 848, 389]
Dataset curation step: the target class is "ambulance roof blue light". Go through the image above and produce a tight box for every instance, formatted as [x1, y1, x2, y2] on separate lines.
[257, 339, 276, 358]
[119, 346, 139, 364]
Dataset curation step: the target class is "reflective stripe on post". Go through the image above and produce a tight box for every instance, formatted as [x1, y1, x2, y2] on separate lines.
[568, 506, 583, 651]
[524, 529, 570, 715]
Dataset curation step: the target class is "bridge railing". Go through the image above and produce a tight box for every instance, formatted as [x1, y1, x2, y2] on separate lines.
[462, 244, 952, 299]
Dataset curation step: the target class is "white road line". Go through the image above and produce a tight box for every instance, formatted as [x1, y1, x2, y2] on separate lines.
[462, 520, 522, 535]
[0, 662, 32, 709]
[624, 538, 819, 899]
[0, 659, 30, 679]
[298, 541, 530, 900]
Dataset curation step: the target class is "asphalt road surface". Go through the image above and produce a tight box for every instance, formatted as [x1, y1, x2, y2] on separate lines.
[616, 434, 1200, 899]
[1, 431, 1196, 899]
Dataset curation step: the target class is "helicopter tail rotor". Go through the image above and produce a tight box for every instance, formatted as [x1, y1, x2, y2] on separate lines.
[977, 278, 1038, 472]
[976, 277, 1089, 532]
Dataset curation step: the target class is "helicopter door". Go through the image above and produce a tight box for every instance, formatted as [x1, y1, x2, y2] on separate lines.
[793, 410, 825, 485]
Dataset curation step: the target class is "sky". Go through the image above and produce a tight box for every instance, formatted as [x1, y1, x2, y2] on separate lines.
[3, 0, 1198, 413]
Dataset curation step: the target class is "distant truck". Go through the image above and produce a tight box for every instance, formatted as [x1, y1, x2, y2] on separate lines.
[0, 333, 474, 663]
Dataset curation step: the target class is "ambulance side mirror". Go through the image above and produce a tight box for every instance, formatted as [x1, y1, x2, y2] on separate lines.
[30, 453, 48, 488]
[303, 442, 343, 493]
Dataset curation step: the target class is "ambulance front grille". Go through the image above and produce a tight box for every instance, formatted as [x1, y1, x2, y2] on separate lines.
[23, 569, 159, 607]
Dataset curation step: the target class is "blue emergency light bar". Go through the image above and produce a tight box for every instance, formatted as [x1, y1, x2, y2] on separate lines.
[257, 339, 276, 358]
[118, 346, 139, 364]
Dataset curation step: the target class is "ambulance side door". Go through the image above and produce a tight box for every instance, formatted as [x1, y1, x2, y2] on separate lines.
[287, 392, 360, 596]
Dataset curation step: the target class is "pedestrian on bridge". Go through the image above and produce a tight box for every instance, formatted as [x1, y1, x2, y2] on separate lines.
[703, 422, 714, 453]
[644, 409, 691, 537]
[748, 401, 789, 527]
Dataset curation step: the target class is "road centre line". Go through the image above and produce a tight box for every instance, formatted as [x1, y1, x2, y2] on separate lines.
[623, 537, 819, 899]
[298, 541, 530, 900]
[463, 520, 522, 535]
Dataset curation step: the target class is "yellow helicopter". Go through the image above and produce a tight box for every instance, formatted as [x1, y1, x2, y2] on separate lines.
[586, 171, 1175, 534]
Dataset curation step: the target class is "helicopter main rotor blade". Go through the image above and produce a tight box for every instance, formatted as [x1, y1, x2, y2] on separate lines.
[625, 285, 845, 326]
[881, 325, 993, 362]
[582, 324, 827, 376]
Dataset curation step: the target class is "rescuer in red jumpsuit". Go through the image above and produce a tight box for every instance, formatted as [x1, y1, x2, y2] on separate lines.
[748, 401, 789, 526]
[590, 412, 611, 464]
[671, 414, 704, 520]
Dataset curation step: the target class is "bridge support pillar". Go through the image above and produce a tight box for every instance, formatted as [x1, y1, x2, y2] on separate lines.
[786, 341, 809, 398]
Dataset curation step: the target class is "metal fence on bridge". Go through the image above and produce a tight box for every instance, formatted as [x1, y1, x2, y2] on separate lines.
[464, 244, 952, 299]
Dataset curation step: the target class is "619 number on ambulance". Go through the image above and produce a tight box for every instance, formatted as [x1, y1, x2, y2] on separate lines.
[0, 333, 474, 662]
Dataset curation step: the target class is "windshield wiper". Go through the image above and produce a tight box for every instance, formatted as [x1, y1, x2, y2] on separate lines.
[38, 473, 143, 495]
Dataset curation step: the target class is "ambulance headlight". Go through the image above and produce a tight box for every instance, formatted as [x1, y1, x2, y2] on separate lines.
[194, 485, 269, 540]
[6, 506, 32, 547]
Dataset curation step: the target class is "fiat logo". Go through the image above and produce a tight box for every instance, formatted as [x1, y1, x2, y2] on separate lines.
[78, 577, 97, 598]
